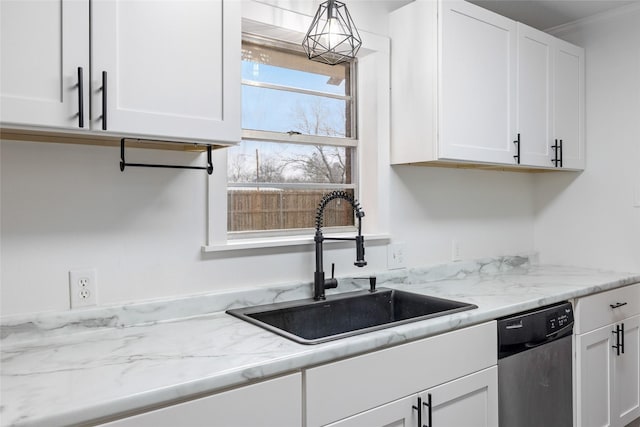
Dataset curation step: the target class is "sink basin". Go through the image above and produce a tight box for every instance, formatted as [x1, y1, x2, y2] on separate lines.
[226, 288, 477, 344]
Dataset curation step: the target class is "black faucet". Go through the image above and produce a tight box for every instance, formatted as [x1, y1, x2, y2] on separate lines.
[313, 191, 366, 300]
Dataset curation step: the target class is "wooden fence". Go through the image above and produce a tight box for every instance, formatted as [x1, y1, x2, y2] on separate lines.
[228, 189, 355, 232]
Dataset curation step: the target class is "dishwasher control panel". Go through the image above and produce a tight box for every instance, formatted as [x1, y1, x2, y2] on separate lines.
[546, 305, 573, 335]
[498, 301, 574, 358]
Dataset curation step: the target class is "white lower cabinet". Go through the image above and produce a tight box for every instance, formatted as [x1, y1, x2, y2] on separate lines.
[97, 373, 302, 427]
[420, 366, 498, 427]
[325, 366, 498, 427]
[305, 321, 497, 427]
[575, 283, 640, 427]
[323, 395, 416, 427]
[612, 315, 640, 427]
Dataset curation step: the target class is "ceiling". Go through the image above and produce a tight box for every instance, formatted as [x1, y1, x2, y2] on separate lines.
[468, 0, 638, 30]
[380, 0, 638, 31]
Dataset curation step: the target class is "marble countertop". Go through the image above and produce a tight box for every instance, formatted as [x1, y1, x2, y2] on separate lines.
[2, 256, 639, 427]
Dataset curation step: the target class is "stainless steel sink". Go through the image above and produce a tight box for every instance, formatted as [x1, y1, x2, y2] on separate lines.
[226, 288, 477, 344]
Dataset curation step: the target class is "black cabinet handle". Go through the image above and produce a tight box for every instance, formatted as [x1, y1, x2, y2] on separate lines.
[551, 139, 560, 167]
[513, 133, 520, 164]
[621, 322, 625, 354]
[413, 397, 422, 427]
[77, 67, 84, 128]
[559, 139, 563, 167]
[101, 71, 108, 130]
[610, 302, 627, 309]
[612, 325, 622, 356]
[424, 393, 432, 427]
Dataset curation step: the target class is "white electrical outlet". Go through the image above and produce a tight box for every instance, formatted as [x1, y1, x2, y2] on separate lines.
[69, 269, 97, 309]
[452, 239, 461, 261]
[387, 243, 406, 269]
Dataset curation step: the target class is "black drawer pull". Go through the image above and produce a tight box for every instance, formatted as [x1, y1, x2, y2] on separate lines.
[610, 302, 628, 309]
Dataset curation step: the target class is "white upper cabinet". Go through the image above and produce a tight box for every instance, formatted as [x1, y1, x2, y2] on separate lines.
[554, 39, 585, 169]
[91, 0, 240, 143]
[0, 0, 89, 129]
[517, 23, 585, 169]
[1, 0, 240, 145]
[390, 0, 585, 171]
[439, 1, 517, 165]
[516, 23, 554, 167]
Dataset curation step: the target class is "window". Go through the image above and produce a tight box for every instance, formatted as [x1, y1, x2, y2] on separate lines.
[227, 39, 358, 234]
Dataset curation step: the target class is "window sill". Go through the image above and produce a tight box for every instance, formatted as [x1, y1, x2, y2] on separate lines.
[202, 233, 391, 253]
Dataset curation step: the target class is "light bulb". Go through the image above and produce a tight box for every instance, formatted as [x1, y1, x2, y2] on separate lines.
[327, 17, 340, 50]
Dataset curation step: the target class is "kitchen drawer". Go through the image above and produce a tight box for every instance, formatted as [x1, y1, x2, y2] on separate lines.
[304, 321, 496, 427]
[98, 373, 302, 427]
[575, 283, 640, 334]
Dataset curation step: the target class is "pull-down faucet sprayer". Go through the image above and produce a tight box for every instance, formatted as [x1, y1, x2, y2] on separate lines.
[313, 191, 366, 300]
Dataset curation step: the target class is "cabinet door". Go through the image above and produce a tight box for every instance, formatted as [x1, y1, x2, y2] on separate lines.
[0, 0, 89, 129]
[98, 373, 302, 427]
[91, 0, 240, 143]
[516, 23, 554, 167]
[420, 366, 498, 427]
[577, 325, 616, 427]
[553, 39, 585, 170]
[613, 315, 640, 426]
[439, 1, 517, 165]
[324, 395, 417, 427]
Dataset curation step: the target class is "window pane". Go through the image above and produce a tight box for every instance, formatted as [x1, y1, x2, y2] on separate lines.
[228, 188, 355, 232]
[242, 85, 349, 137]
[228, 140, 354, 184]
[233, 39, 357, 234]
[242, 41, 348, 95]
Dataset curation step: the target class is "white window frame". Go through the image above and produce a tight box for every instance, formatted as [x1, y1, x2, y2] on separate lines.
[230, 36, 359, 238]
[203, 1, 390, 252]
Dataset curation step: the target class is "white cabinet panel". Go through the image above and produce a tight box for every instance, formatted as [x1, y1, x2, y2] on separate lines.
[439, 1, 517, 164]
[91, 0, 240, 142]
[390, 1, 584, 171]
[613, 315, 640, 426]
[554, 39, 585, 170]
[576, 285, 640, 427]
[516, 23, 585, 169]
[575, 283, 640, 334]
[577, 324, 615, 427]
[98, 373, 302, 427]
[0, 0, 89, 128]
[305, 321, 496, 427]
[423, 366, 498, 427]
[516, 23, 554, 167]
[324, 395, 417, 427]
[1, 0, 239, 144]
[326, 367, 498, 427]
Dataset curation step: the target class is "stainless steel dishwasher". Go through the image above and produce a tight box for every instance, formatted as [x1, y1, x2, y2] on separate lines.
[498, 301, 574, 427]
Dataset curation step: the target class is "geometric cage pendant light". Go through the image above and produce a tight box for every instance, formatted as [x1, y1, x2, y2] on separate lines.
[302, 0, 362, 66]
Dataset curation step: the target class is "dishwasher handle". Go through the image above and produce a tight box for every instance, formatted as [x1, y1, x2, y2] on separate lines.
[523, 322, 574, 348]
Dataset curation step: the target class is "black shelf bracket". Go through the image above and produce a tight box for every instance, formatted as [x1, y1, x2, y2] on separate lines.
[119, 138, 214, 175]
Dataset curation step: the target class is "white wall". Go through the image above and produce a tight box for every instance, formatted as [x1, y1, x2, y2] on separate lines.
[0, 144, 536, 317]
[533, 5, 640, 272]
[0, 140, 394, 315]
[390, 166, 535, 267]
